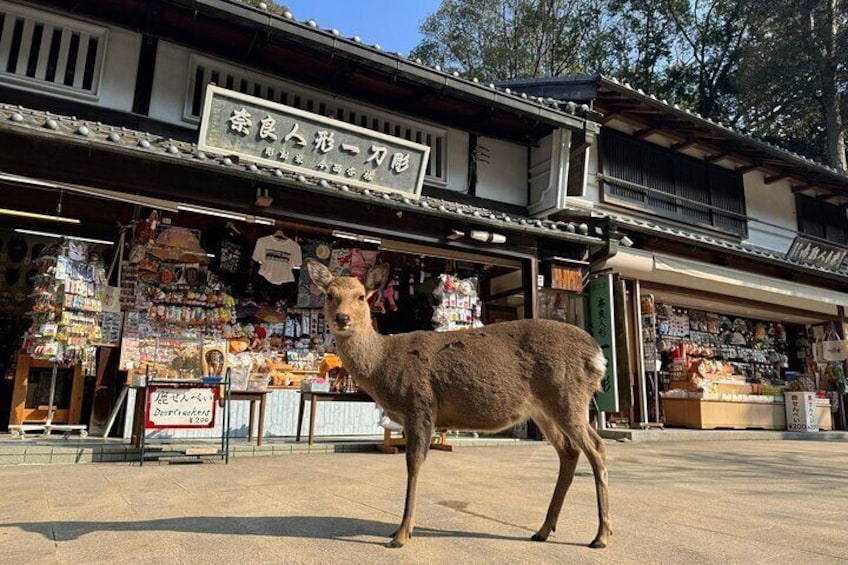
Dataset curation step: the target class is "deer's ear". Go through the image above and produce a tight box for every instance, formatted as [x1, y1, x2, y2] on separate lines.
[305, 259, 334, 293]
[364, 263, 391, 296]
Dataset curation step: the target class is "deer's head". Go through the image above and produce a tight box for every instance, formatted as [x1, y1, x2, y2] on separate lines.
[305, 259, 390, 335]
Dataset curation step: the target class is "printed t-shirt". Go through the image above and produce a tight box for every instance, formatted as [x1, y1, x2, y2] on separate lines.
[252, 235, 302, 285]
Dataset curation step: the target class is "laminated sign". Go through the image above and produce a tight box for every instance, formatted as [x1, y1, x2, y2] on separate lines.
[784, 392, 818, 432]
[145, 386, 218, 429]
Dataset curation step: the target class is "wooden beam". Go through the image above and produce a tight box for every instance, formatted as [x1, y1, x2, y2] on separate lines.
[671, 139, 698, 151]
[736, 163, 760, 174]
[634, 127, 660, 139]
[706, 152, 730, 163]
[791, 184, 811, 193]
[764, 173, 790, 185]
[601, 113, 619, 124]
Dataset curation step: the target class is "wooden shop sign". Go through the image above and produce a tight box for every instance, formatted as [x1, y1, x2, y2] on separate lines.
[198, 85, 430, 198]
[550, 265, 584, 292]
[785, 236, 847, 270]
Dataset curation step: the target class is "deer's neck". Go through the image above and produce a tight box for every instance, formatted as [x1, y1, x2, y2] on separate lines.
[334, 326, 385, 383]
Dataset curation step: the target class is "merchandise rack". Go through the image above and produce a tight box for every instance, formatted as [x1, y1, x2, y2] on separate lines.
[138, 369, 232, 465]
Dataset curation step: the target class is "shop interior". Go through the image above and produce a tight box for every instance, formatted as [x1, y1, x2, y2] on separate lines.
[639, 285, 845, 430]
[0, 181, 533, 436]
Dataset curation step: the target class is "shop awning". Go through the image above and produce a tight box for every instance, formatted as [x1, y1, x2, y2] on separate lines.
[598, 248, 848, 317]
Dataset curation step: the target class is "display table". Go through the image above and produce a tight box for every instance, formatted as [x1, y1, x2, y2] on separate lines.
[662, 396, 833, 430]
[296, 391, 375, 445]
[231, 390, 269, 446]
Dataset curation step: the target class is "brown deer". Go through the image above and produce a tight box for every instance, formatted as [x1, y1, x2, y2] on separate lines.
[305, 259, 612, 549]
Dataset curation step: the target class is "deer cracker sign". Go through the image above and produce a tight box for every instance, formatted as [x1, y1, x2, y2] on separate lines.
[198, 85, 430, 198]
[305, 259, 612, 549]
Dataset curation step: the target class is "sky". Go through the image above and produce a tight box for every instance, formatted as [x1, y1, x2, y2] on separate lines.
[281, 0, 440, 55]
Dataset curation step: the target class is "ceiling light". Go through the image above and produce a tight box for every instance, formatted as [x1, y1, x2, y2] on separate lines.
[446, 229, 465, 240]
[469, 230, 506, 244]
[177, 204, 247, 221]
[0, 207, 80, 224]
[15, 228, 113, 245]
[253, 217, 276, 226]
[332, 230, 382, 245]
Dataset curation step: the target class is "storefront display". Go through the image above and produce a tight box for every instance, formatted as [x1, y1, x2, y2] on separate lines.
[642, 296, 837, 430]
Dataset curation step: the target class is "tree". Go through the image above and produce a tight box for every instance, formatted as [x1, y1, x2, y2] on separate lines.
[410, 0, 616, 82]
[734, 0, 848, 171]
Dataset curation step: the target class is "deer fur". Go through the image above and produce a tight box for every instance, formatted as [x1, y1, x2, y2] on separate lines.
[305, 259, 612, 549]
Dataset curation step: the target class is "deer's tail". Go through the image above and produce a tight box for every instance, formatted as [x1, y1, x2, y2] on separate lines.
[586, 348, 608, 392]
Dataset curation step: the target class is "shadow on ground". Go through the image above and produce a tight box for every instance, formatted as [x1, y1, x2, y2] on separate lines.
[3, 516, 587, 547]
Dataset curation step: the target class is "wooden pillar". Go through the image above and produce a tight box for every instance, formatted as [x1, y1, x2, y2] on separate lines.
[522, 257, 539, 320]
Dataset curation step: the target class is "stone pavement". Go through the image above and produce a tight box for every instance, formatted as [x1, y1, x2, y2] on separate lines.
[0, 439, 846, 564]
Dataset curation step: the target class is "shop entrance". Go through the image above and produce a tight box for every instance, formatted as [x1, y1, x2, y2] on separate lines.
[635, 284, 839, 431]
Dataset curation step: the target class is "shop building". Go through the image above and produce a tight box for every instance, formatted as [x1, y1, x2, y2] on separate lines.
[0, 1, 612, 442]
[506, 75, 848, 432]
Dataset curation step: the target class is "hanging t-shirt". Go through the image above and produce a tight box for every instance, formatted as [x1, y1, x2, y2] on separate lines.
[252, 235, 302, 285]
[217, 229, 250, 277]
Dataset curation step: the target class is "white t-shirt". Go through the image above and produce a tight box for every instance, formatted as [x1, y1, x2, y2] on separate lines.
[252, 235, 302, 285]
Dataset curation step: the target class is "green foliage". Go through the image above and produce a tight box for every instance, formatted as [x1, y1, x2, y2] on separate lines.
[412, 0, 848, 170]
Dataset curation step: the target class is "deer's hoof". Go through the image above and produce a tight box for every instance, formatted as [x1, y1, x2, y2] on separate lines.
[386, 538, 405, 549]
[531, 533, 548, 542]
[589, 539, 607, 549]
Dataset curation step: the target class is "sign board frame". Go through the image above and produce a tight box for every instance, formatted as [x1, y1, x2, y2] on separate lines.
[587, 274, 619, 413]
[144, 384, 219, 429]
[198, 84, 430, 198]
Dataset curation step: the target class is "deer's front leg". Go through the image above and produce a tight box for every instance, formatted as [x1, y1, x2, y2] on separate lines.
[388, 416, 433, 548]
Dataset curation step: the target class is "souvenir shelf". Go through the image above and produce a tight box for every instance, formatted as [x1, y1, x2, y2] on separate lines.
[25, 248, 105, 373]
[121, 228, 238, 383]
[650, 303, 800, 430]
[13, 240, 106, 437]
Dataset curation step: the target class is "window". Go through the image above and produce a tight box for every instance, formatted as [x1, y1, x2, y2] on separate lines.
[796, 194, 847, 246]
[0, 1, 107, 99]
[601, 129, 747, 237]
[185, 54, 447, 184]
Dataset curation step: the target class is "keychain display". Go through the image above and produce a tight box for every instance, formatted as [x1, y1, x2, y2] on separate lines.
[432, 274, 482, 332]
[24, 239, 106, 374]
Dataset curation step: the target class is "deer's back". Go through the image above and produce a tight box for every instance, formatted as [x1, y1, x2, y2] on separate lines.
[372, 319, 603, 429]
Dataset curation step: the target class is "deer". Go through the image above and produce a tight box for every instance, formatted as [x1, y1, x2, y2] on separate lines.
[305, 259, 612, 549]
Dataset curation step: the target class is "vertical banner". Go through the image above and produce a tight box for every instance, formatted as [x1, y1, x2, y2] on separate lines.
[588, 274, 619, 412]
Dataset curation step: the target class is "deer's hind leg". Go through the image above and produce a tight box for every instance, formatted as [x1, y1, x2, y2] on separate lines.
[564, 422, 611, 549]
[531, 414, 581, 542]
[387, 416, 434, 548]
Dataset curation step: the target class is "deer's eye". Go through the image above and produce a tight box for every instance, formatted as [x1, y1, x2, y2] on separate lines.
[327, 294, 335, 302]
[358, 295, 366, 302]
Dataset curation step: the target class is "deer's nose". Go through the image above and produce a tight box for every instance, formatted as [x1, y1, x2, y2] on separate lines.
[335, 314, 350, 326]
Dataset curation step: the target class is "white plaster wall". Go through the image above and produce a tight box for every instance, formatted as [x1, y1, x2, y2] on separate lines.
[97, 26, 141, 112]
[442, 127, 469, 192]
[475, 136, 527, 206]
[583, 139, 603, 206]
[147, 40, 192, 125]
[743, 170, 797, 252]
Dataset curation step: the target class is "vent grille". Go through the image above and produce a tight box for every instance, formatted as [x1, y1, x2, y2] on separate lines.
[0, 2, 106, 98]
[187, 54, 446, 183]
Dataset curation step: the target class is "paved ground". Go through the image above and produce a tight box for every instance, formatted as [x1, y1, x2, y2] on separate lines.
[0, 439, 846, 564]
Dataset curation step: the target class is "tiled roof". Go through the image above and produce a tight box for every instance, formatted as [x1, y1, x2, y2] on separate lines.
[0, 103, 606, 245]
[598, 75, 848, 185]
[219, 1, 602, 127]
[608, 212, 848, 279]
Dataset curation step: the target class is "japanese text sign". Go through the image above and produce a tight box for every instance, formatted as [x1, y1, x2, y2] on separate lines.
[145, 386, 218, 429]
[587, 274, 619, 412]
[786, 236, 847, 271]
[198, 85, 430, 198]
